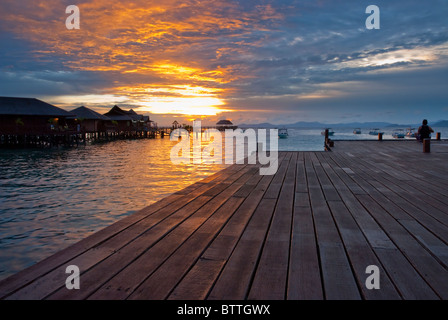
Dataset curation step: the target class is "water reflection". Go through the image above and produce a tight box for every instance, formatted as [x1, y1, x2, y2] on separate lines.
[0, 138, 229, 280]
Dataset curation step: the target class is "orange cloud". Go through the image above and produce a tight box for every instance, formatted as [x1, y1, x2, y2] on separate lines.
[0, 0, 282, 115]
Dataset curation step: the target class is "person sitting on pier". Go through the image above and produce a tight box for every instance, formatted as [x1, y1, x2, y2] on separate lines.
[417, 119, 434, 142]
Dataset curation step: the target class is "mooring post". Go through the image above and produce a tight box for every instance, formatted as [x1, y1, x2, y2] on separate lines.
[378, 132, 383, 141]
[436, 132, 441, 140]
[423, 138, 431, 153]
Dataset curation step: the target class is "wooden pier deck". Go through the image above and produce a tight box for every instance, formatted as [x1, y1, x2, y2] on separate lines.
[1, 140, 448, 300]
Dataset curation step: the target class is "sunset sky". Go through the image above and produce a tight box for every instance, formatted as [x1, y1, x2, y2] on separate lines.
[1, 0, 447, 125]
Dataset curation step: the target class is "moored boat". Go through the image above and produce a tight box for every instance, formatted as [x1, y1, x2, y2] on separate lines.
[321, 128, 334, 136]
[369, 128, 384, 135]
[406, 128, 416, 138]
[392, 129, 405, 139]
[278, 128, 288, 139]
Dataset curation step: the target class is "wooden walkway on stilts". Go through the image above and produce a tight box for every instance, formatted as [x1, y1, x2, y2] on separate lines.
[1, 140, 448, 300]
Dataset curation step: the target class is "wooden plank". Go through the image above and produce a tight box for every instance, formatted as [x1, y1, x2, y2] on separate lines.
[12, 165, 251, 300]
[46, 195, 215, 300]
[247, 153, 297, 299]
[262, 153, 291, 199]
[304, 153, 361, 300]
[179, 174, 278, 300]
[0, 193, 182, 298]
[287, 197, 323, 300]
[361, 158, 448, 227]
[311, 155, 341, 201]
[327, 200, 401, 299]
[342, 154, 448, 244]
[85, 167, 258, 300]
[0, 164, 247, 298]
[2, 141, 448, 300]
[399, 219, 448, 268]
[199, 198, 277, 300]
[7, 195, 214, 300]
[374, 248, 439, 299]
[356, 194, 448, 299]
[127, 196, 246, 299]
[295, 155, 308, 193]
[327, 149, 448, 298]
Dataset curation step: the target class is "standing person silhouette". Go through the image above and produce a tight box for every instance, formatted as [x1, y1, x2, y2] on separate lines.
[417, 119, 434, 142]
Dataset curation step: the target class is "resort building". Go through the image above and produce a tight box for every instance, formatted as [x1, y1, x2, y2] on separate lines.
[0, 97, 75, 134]
[216, 119, 237, 131]
[172, 120, 181, 129]
[68, 106, 110, 133]
[103, 105, 153, 132]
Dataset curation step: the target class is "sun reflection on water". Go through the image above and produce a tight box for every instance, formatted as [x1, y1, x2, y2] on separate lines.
[0, 138, 229, 280]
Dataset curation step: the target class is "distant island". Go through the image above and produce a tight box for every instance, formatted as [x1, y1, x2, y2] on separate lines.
[238, 120, 448, 128]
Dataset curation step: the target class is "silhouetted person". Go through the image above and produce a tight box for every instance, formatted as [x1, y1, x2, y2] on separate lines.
[417, 119, 434, 142]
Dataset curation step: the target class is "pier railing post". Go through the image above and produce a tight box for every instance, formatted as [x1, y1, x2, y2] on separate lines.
[423, 138, 431, 153]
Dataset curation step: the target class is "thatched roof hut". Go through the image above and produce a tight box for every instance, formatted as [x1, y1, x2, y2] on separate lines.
[216, 119, 234, 126]
[216, 119, 237, 131]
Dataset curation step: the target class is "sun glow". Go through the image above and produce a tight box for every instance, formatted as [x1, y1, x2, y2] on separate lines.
[113, 84, 230, 116]
[135, 96, 229, 115]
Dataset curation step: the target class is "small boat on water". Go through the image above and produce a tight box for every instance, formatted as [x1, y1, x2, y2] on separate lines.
[278, 128, 288, 139]
[392, 129, 405, 139]
[353, 128, 362, 134]
[369, 128, 384, 135]
[321, 128, 334, 136]
[406, 128, 416, 138]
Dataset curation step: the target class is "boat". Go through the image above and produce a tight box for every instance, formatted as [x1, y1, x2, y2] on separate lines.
[369, 128, 384, 135]
[392, 129, 405, 139]
[406, 128, 416, 138]
[321, 128, 334, 136]
[353, 128, 362, 134]
[278, 128, 288, 139]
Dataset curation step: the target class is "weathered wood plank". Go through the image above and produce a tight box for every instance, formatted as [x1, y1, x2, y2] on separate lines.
[0, 164, 247, 299]
[127, 196, 246, 300]
[248, 153, 297, 300]
[180, 174, 279, 300]
[202, 198, 277, 300]
[327, 200, 401, 299]
[85, 169, 258, 300]
[42, 166, 253, 300]
[287, 196, 323, 300]
[305, 154, 361, 300]
[2, 140, 448, 300]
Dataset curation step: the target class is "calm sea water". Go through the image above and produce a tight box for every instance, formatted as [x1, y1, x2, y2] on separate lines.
[0, 137, 229, 281]
[1, 126, 446, 280]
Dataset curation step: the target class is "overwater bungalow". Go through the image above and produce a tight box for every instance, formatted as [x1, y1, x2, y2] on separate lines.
[172, 120, 181, 129]
[103, 105, 153, 132]
[103, 105, 134, 131]
[0, 96, 75, 135]
[68, 106, 110, 132]
[216, 119, 237, 131]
